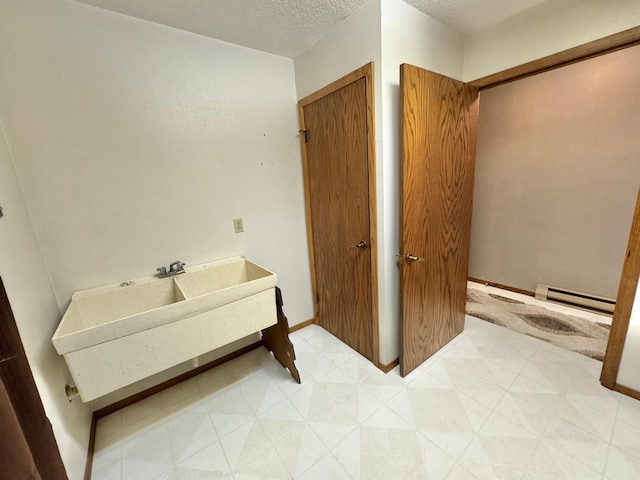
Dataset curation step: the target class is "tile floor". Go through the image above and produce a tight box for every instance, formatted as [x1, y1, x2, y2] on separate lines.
[92, 316, 640, 480]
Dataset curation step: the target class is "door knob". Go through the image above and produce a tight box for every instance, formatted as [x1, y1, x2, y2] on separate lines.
[349, 241, 368, 249]
[397, 253, 425, 264]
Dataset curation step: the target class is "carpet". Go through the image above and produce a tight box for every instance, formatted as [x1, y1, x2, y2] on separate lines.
[466, 288, 610, 361]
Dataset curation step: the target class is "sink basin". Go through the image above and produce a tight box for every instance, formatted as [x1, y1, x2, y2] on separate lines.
[51, 256, 277, 401]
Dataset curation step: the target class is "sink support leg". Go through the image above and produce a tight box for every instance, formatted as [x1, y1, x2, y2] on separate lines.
[261, 287, 301, 384]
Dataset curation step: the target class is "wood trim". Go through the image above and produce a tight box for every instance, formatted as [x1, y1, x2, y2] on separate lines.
[601, 187, 640, 389]
[468, 277, 535, 297]
[365, 65, 381, 368]
[378, 358, 399, 374]
[0, 379, 40, 479]
[88, 307, 307, 474]
[83, 414, 97, 480]
[614, 384, 640, 402]
[87, 336, 291, 474]
[298, 63, 373, 105]
[94, 340, 264, 418]
[289, 318, 315, 333]
[470, 26, 640, 90]
[0, 277, 67, 479]
[298, 62, 380, 366]
[298, 100, 318, 324]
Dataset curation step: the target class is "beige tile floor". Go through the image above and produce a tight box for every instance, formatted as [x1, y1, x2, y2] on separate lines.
[91, 315, 640, 479]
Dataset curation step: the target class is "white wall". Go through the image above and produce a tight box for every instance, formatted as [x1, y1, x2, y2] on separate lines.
[0, 0, 313, 329]
[294, 0, 465, 364]
[293, 0, 382, 101]
[0, 125, 92, 478]
[463, 0, 640, 81]
[469, 45, 640, 297]
[294, 0, 389, 358]
[379, 0, 463, 363]
[617, 276, 640, 391]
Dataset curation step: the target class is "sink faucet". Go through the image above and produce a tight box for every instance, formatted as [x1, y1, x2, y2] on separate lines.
[169, 260, 185, 273]
[157, 260, 185, 278]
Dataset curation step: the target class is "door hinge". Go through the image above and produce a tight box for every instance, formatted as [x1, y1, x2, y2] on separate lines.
[299, 129, 307, 143]
[316, 292, 319, 303]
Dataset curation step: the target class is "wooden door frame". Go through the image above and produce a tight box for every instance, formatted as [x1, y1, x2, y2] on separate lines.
[298, 62, 380, 367]
[470, 26, 640, 90]
[468, 26, 640, 395]
[0, 277, 67, 479]
[600, 187, 640, 399]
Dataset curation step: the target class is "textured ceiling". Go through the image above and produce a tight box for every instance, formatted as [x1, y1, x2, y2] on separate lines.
[406, 0, 551, 33]
[72, 0, 552, 58]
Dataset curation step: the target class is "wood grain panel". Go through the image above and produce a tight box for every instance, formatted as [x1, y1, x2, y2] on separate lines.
[303, 78, 374, 361]
[298, 63, 379, 365]
[0, 380, 40, 479]
[0, 278, 67, 479]
[400, 64, 479, 376]
[601, 187, 640, 390]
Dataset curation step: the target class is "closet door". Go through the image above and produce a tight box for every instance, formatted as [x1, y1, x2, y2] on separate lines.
[399, 64, 479, 376]
[0, 278, 67, 479]
[298, 64, 378, 363]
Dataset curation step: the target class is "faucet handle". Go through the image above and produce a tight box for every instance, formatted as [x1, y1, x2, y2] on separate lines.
[157, 266, 167, 277]
[169, 260, 185, 272]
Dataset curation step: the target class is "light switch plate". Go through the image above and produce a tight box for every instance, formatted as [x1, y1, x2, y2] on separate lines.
[233, 218, 243, 233]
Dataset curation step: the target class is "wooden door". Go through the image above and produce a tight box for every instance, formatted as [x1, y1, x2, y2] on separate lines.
[399, 64, 479, 376]
[299, 65, 377, 363]
[0, 277, 67, 479]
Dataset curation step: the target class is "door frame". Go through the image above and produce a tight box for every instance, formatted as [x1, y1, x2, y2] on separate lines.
[600, 187, 640, 398]
[0, 277, 67, 479]
[471, 26, 640, 89]
[298, 62, 380, 366]
[469, 26, 640, 395]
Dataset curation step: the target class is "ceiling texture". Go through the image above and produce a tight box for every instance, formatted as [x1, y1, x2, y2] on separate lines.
[72, 0, 552, 58]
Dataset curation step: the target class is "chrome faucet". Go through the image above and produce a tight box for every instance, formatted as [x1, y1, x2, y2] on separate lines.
[157, 260, 185, 278]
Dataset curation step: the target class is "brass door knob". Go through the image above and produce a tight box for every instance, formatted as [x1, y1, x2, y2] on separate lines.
[397, 253, 426, 264]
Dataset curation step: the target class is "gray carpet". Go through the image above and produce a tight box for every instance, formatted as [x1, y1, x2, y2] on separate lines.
[466, 288, 610, 361]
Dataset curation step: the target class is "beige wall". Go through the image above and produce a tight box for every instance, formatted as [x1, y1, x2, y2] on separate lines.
[463, 0, 640, 81]
[469, 44, 640, 298]
[0, 0, 313, 327]
[0, 0, 315, 444]
[0, 124, 92, 479]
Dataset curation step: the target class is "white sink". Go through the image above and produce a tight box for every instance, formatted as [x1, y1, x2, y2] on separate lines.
[51, 256, 277, 402]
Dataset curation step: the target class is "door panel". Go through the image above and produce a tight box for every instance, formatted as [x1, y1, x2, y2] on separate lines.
[400, 64, 479, 376]
[0, 278, 67, 479]
[303, 78, 374, 361]
[0, 380, 41, 480]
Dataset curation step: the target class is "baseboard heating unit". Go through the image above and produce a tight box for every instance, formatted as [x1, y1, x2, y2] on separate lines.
[535, 284, 615, 315]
